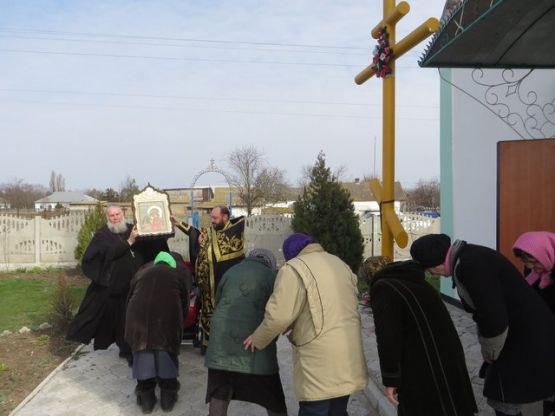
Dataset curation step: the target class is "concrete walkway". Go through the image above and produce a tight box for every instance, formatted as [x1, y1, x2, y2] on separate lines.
[9, 336, 372, 416]
[10, 304, 542, 416]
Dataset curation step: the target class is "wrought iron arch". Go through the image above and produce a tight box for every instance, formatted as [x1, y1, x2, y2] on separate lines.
[189, 159, 234, 222]
[190, 158, 233, 189]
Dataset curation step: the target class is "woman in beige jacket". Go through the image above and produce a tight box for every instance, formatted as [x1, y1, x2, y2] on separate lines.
[244, 233, 368, 416]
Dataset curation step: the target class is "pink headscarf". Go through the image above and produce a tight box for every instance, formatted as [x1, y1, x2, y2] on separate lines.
[513, 231, 555, 289]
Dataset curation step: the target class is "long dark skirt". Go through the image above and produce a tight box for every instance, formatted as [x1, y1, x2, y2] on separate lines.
[206, 369, 287, 413]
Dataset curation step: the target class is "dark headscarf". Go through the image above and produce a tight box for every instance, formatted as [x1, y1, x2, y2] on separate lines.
[248, 248, 277, 271]
[410, 233, 451, 268]
[283, 233, 315, 261]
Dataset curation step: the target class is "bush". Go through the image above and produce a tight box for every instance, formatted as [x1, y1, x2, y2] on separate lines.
[48, 274, 78, 333]
[74, 203, 106, 264]
[292, 151, 364, 272]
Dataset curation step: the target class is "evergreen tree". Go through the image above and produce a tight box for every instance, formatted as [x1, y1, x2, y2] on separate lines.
[74, 203, 106, 265]
[292, 151, 364, 272]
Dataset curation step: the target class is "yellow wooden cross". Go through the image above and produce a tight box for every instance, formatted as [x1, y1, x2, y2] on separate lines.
[355, 1, 439, 259]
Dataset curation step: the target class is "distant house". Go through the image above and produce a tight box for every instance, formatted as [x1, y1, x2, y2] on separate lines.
[165, 181, 407, 219]
[34, 192, 98, 211]
[279, 180, 407, 217]
[342, 180, 406, 215]
[0, 197, 10, 210]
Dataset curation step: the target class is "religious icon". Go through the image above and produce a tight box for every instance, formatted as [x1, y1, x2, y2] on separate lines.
[133, 185, 174, 237]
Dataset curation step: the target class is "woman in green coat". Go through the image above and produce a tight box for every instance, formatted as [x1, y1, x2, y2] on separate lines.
[204, 248, 287, 416]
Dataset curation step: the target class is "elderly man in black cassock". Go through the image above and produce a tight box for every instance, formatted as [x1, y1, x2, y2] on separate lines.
[67, 204, 169, 364]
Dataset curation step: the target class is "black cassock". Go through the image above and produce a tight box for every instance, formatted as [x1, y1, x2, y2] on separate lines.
[370, 261, 477, 416]
[67, 223, 168, 351]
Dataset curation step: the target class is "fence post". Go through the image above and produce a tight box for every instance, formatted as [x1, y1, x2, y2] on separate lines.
[34, 215, 41, 265]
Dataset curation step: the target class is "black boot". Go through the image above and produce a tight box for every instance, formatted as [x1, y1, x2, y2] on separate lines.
[118, 349, 133, 367]
[159, 378, 180, 412]
[136, 378, 157, 414]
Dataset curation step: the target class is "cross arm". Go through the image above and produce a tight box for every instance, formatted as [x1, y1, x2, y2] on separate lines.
[371, 1, 410, 38]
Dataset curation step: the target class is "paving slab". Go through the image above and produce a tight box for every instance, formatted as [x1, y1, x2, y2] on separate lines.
[10, 303, 542, 416]
[10, 336, 374, 416]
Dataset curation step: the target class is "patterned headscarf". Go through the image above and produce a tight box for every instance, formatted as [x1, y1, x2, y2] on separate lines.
[513, 231, 555, 289]
[282, 233, 316, 261]
[359, 256, 392, 284]
[248, 248, 277, 271]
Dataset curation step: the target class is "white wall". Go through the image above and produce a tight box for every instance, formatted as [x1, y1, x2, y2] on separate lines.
[449, 68, 555, 248]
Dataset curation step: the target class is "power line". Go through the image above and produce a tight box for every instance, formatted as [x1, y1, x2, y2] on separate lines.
[0, 28, 425, 58]
[0, 34, 372, 57]
[0, 88, 439, 109]
[0, 97, 439, 121]
[0, 47, 367, 67]
[0, 28, 370, 50]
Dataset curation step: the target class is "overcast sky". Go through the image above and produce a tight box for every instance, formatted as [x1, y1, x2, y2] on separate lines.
[0, 0, 446, 191]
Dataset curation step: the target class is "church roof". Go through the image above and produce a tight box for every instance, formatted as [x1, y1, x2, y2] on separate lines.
[419, 0, 555, 68]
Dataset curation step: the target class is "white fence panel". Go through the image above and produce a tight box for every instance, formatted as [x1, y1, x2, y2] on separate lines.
[0, 212, 440, 269]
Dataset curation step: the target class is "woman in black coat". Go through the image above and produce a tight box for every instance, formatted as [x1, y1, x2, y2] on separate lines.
[411, 234, 555, 416]
[370, 260, 477, 416]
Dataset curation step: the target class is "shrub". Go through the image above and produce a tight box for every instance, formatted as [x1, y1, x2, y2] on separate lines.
[292, 151, 364, 272]
[48, 274, 78, 333]
[74, 203, 106, 265]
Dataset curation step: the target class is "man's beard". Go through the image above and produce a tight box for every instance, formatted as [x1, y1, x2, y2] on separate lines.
[107, 220, 128, 234]
[212, 220, 225, 231]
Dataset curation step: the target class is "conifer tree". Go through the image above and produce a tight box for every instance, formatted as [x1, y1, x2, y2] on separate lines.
[292, 151, 363, 272]
[74, 203, 106, 265]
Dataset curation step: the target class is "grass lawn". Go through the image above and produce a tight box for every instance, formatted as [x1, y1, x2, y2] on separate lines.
[0, 275, 86, 332]
[0, 270, 88, 414]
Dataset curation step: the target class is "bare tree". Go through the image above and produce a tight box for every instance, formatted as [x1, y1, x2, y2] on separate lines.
[333, 165, 347, 182]
[405, 178, 440, 212]
[256, 167, 288, 205]
[297, 164, 313, 188]
[227, 146, 288, 216]
[82, 188, 103, 200]
[298, 163, 346, 187]
[49, 171, 66, 192]
[0, 178, 48, 210]
[119, 176, 140, 202]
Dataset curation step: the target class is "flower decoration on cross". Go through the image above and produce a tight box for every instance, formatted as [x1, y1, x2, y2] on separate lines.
[372, 27, 392, 78]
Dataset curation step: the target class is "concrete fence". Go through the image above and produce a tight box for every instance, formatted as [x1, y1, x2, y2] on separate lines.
[0, 212, 439, 270]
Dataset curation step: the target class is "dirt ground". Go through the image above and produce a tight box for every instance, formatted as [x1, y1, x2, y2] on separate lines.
[0, 270, 88, 416]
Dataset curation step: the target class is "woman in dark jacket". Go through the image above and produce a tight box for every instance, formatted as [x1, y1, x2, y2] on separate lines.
[370, 260, 477, 416]
[125, 251, 191, 414]
[411, 234, 555, 416]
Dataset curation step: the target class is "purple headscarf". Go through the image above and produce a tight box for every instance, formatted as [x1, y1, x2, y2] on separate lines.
[283, 233, 316, 261]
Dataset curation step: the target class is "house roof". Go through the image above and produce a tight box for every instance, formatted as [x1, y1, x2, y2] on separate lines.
[166, 181, 406, 209]
[35, 192, 98, 204]
[289, 181, 406, 202]
[419, 0, 555, 68]
[343, 181, 406, 202]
